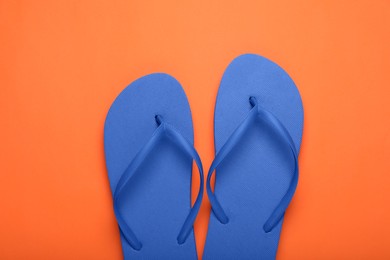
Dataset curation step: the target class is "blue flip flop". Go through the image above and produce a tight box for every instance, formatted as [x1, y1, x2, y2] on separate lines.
[203, 54, 303, 259]
[104, 73, 203, 259]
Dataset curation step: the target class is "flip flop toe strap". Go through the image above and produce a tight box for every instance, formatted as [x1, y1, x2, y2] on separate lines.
[206, 96, 299, 233]
[113, 115, 204, 250]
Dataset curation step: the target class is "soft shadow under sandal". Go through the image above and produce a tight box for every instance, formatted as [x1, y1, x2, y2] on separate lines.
[203, 54, 303, 259]
[104, 73, 203, 259]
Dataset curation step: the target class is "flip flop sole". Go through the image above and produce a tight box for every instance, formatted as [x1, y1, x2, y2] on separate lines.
[203, 54, 303, 259]
[104, 73, 198, 259]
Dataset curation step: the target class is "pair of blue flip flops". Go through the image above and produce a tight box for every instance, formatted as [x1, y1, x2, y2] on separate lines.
[104, 54, 304, 259]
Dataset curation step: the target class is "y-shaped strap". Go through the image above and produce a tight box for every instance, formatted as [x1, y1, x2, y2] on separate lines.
[206, 97, 299, 233]
[113, 115, 204, 251]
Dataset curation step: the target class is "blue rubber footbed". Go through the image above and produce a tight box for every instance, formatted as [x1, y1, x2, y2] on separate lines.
[203, 54, 303, 259]
[104, 73, 198, 259]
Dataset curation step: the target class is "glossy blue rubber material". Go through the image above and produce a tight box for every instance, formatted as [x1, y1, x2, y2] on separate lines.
[203, 54, 303, 259]
[104, 73, 199, 259]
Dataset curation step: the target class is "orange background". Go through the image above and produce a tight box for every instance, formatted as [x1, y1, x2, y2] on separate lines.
[1, 0, 390, 259]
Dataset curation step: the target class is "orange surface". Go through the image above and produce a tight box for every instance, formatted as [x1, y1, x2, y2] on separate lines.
[1, 0, 390, 259]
